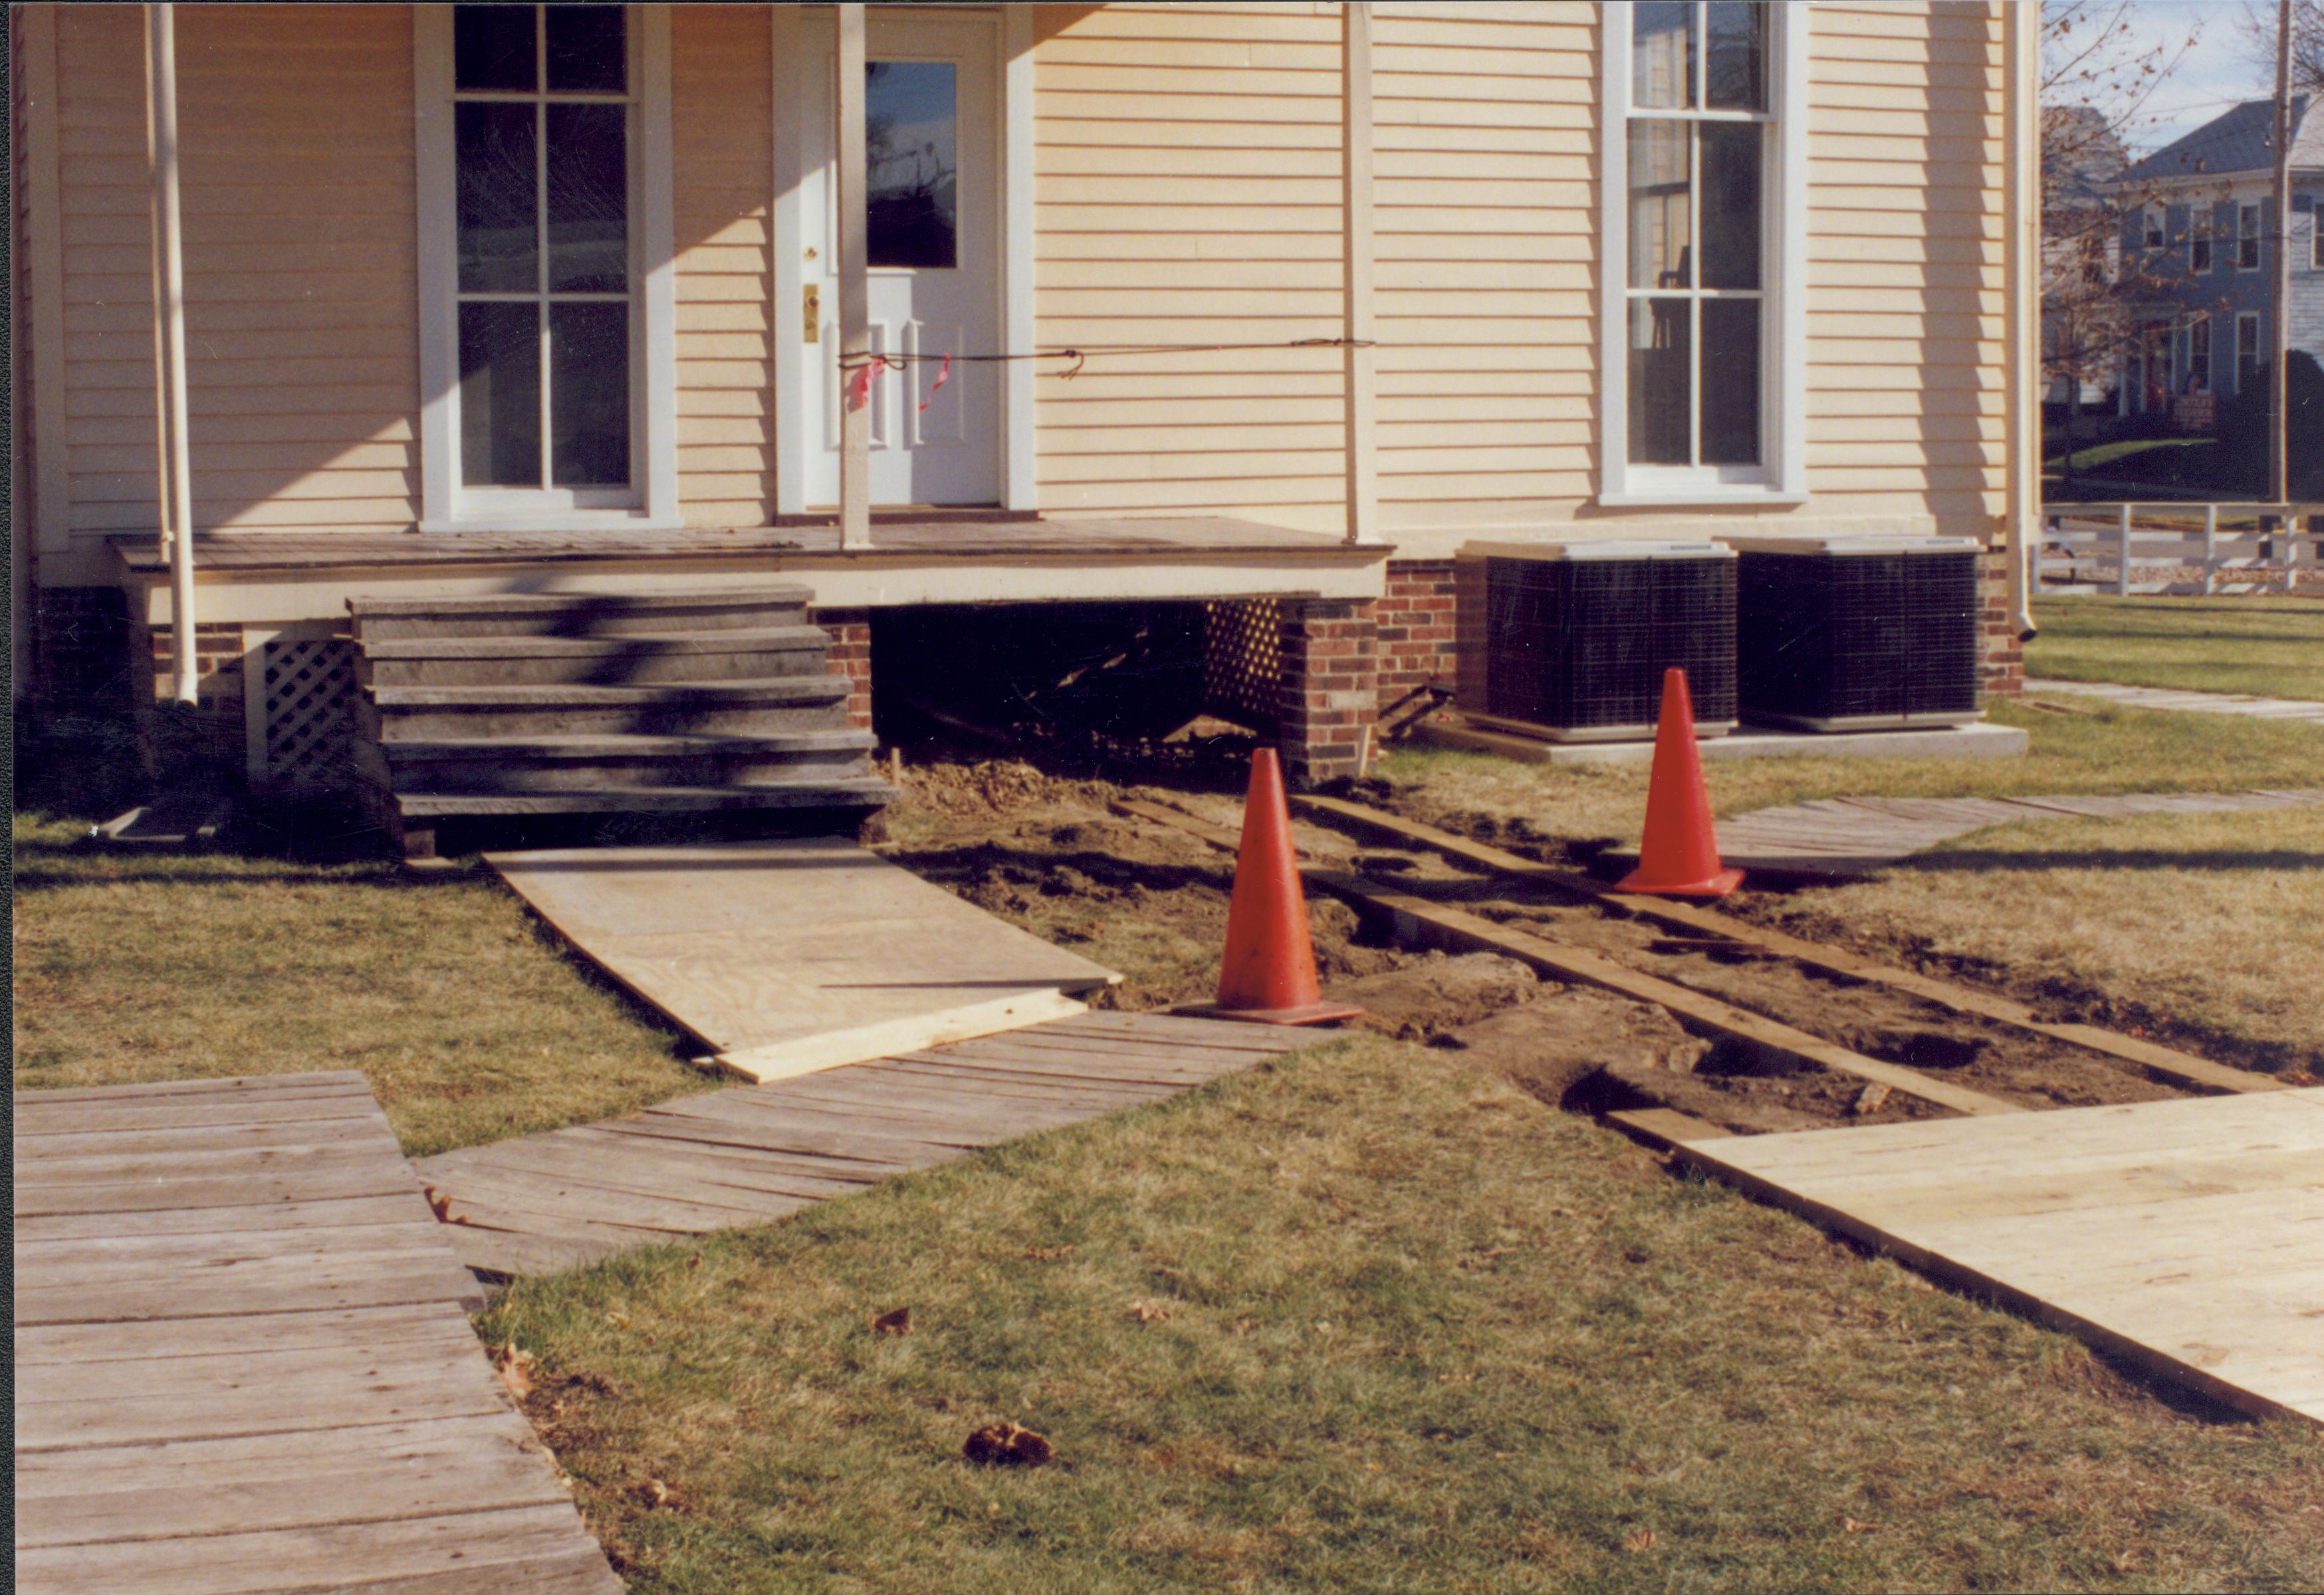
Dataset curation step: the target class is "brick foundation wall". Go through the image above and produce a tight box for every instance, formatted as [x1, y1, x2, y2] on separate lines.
[144, 619, 251, 779]
[32, 585, 134, 712]
[1275, 598, 1377, 788]
[1376, 559, 1458, 710]
[1979, 546, 2026, 699]
[813, 607, 875, 730]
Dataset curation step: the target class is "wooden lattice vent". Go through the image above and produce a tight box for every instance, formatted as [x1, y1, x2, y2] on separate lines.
[262, 638, 358, 790]
[1202, 598, 1281, 732]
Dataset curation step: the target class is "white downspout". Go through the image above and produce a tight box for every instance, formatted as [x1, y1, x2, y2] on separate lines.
[2002, 0, 2039, 637]
[146, 3, 197, 703]
[1341, 1, 1375, 547]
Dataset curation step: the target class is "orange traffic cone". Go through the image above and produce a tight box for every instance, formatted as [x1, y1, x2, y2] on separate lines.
[1201, 748, 1363, 1026]
[1616, 668, 1744, 898]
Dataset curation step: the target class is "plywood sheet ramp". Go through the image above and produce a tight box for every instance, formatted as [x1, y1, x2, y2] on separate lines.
[1672, 1090, 2324, 1428]
[413, 1013, 1318, 1280]
[13, 1071, 621, 1595]
[489, 838, 1121, 1083]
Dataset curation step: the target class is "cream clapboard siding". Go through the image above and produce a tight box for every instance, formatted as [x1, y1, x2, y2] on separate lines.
[1804, 2, 2007, 522]
[1032, 1, 1349, 530]
[1371, 1, 1597, 527]
[53, 4, 419, 542]
[672, 4, 776, 527]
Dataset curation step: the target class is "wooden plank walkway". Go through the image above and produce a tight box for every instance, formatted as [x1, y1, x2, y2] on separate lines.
[413, 1012, 1317, 1279]
[490, 838, 1120, 1082]
[14, 1072, 621, 1594]
[1711, 787, 2324, 875]
[1671, 1088, 2324, 1426]
[2026, 677, 2324, 724]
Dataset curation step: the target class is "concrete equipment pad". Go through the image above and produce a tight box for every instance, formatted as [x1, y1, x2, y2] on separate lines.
[489, 839, 1121, 1081]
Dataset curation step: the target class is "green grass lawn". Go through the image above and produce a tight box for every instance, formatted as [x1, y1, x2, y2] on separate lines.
[483, 1035, 2323, 1594]
[2026, 596, 2324, 701]
[9, 813, 719, 1157]
[2041, 435, 2212, 476]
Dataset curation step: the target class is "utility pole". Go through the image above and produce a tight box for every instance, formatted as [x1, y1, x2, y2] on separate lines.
[2269, 0, 2293, 508]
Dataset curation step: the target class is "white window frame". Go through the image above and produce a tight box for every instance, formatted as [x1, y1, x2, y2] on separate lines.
[2237, 201, 2262, 272]
[2235, 310, 2261, 393]
[1599, 1, 1807, 507]
[414, 3, 680, 532]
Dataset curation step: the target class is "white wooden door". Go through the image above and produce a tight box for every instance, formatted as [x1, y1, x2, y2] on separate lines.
[798, 11, 1000, 507]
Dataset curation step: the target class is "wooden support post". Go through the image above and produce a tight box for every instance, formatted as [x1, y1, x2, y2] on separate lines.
[836, 3, 871, 550]
[2116, 503, 2133, 597]
[1340, 1, 1376, 548]
[2203, 503, 2219, 595]
[145, 3, 198, 704]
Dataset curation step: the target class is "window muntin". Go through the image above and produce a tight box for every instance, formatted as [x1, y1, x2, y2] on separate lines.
[451, 5, 632, 494]
[2238, 202, 2262, 271]
[1622, 1, 1770, 472]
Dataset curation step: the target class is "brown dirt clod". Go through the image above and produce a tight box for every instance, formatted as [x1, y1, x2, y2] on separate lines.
[964, 1422, 1056, 1468]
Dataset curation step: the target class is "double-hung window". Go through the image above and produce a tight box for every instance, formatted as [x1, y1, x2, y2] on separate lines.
[2187, 316, 2210, 393]
[2238, 202, 2262, 271]
[1601, 2, 1804, 504]
[2236, 312, 2261, 391]
[416, 4, 677, 530]
[2190, 210, 2213, 273]
[2141, 205, 2164, 250]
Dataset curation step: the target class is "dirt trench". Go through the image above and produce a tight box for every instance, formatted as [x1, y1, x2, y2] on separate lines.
[881, 759, 2202, 1136]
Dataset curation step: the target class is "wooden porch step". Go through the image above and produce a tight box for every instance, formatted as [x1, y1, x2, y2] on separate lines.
[390, 778, 898, 818]
[348, 586, 814, 641]
[364, 675, 853, 738]
[367, 728, 877, 793]
[358, 625, 836, 688]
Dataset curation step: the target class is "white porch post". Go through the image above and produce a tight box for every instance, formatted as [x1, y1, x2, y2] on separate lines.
[1341, 1, 1376, 546]
[145, 3, 198, 703]
[2002, 0, 2039, 636]
[836, 3, 872, 550]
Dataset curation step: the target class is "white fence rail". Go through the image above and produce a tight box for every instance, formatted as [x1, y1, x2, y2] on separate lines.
[2040, 502, 2323, 595]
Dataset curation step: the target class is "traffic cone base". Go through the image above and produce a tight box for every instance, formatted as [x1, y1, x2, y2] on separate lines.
[1185, 746, 1363, 1028]
[1618, 667, 1745, 900]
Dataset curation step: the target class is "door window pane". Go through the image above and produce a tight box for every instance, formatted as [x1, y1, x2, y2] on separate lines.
[455, 6, 534, 92]
[546, 103, 628, 292]
[460, 302, 542, 486]
[457, 102, 538, 294]
[1700, 298, 1760, 463]
[1705, 3, 1766, 110]
[1627, 120, 1691, 289]
[1629, 298, 1692, 465]
[1698, 121, 1762, 289]
[1632, 3, 1694, 110]
[866, 62, 957, 268]
[550, 302, 631, 486]
[546, 5, 625, 94]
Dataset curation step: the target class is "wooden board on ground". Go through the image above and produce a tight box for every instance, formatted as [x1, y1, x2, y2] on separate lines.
[413, 1013, 1322, 1279]
[1671, 1089, 2324, 1427]
[13, 1071, 620, 1594]
[489, 839, 1120, 1081]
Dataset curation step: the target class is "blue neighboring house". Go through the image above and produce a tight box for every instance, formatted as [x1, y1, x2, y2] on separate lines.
[2105, 95, 2323, 421]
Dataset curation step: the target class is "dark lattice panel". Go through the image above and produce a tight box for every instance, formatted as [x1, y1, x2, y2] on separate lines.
[1203, 598, 1281, 731]
[1738, 551, 1978, 723]
[1482, 556, 1735, 732]
[262, 638, 359, 790]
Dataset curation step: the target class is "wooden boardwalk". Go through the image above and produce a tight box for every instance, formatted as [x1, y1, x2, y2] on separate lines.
[1711, 787, 2324, 875]
[15, 1072, 620, 1594]
[415, 1011, 1316, 1279]
[491, 839, 1120, 1082]
[1671, 1088, 2324, 1426]
[2026, 677, 2324, 724]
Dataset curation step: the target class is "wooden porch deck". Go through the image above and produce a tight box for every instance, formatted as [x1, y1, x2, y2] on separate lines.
[113, 516, 1389, 575]
[15, 1071, 621, 1594]
[413, 1012, 1319, 1279]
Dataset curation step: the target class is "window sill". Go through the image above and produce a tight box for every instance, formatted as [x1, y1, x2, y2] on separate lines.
[1595, 486, 1808, 509]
